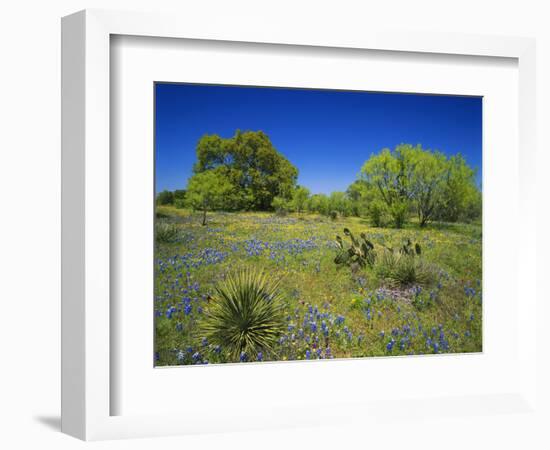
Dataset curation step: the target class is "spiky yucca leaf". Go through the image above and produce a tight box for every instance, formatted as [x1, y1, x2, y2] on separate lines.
[202, 269, 286, 360]
[377, 251, 436, 288]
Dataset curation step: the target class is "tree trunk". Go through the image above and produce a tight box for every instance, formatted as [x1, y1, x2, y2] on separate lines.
[202, 209, 207, 226]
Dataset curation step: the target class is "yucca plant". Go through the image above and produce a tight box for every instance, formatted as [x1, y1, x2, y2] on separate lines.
[155, 222, 180, 243]
[202, 269, 286, 360]
[377, 249, 436, 288]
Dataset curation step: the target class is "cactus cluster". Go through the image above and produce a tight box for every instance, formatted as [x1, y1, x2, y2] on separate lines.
[334, 228, 377, 270]
[385, 238, 422, 257]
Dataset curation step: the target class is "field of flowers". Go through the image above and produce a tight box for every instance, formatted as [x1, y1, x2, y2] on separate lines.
[155, 206, 482, 365]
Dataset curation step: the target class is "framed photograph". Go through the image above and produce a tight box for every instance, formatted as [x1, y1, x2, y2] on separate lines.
[62, 9, 538, 441]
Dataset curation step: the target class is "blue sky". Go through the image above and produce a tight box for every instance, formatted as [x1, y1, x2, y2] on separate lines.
[155, 83, 482, 194]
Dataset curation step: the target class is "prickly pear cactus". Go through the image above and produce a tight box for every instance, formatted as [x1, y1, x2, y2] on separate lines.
[334, 228, 377, 269]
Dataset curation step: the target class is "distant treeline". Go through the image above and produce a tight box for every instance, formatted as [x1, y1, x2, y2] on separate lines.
[157, 130, 481, 227]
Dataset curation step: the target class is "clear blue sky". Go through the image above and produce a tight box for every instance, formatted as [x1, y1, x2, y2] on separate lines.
[155, 83, 482, 194]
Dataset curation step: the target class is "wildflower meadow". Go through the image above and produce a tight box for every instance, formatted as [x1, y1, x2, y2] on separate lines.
[154, 83, 482, 366]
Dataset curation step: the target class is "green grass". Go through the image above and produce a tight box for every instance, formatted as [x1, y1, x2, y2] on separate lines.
[155, 206, 482, 365]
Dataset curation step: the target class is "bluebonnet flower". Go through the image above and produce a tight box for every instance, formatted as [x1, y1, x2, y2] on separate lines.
[386, 339, 395, 352]
[201, 337, 208, 347]
[192, 352, 201, 362]
[305, 350, 311, 359]
[309, 321, 318, 333]
[335, 315, 345, 325]
[365, 308, 372, 321]
[257, 352, 263, 362]
[184, 303, 192, 316]
[165, 306, 175, 319]
[240, 352, 248, 362]
[379, 330, 385, 338]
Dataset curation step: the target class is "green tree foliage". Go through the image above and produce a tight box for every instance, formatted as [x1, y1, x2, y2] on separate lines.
[436, 154, 480, 223]
[156, 190, 174, 205]
[306, 194, 330, 216]
[290, 186, 310, 213]
[173, 189, 186, 208]
[185, 170, 234, 225]
[360, 144, 481, 227]
[328, 191, 353, 217]
[193, 130, 298, 210]
[403, 146, 448, 226]
[367, 199, 388, 227]
[346, 180, 369, 216]
[271, 196, 290, 215]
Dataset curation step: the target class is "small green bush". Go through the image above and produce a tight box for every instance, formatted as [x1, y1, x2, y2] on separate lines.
[174, 198, 186, 209]
[202, 269, 286, 360]
[389, 201, 408, 229]
[367, 200, 386, 227]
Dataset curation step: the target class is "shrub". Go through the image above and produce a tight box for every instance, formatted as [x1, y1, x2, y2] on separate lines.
[174, 198, 186, 209]
[367, 200, 386, 227]
[202, 269, 286, 360]
[156, 190, 174, 205]
[329, 210, 338, 220]
[272, 196, 290, 216]
[389, 201, 408, 228]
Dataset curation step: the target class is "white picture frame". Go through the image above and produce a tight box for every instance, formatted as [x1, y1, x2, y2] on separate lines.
[61, 9, 538, 441]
